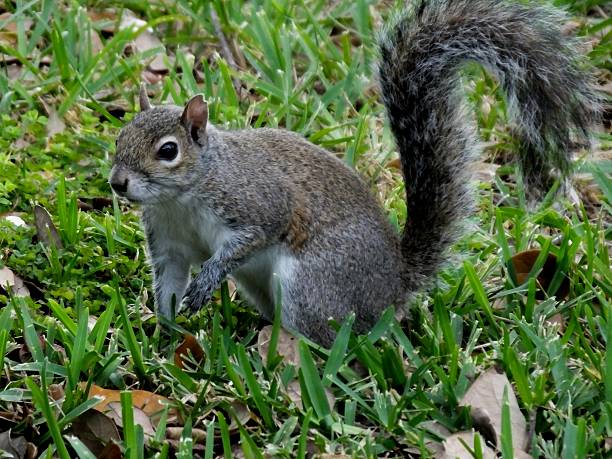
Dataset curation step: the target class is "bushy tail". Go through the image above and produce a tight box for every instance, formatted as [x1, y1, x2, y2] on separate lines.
[378, 0, 599, 291]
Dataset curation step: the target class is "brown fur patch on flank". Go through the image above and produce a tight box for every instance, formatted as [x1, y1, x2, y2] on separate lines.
[285, 202, 310, 251]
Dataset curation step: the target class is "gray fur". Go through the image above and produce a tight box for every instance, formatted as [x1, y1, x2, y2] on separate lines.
[110, 0, 598, 346]
[378, 0, 599, 292]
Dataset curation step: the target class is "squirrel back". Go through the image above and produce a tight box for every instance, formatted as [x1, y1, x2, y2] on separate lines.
[378, 0, 599, 293]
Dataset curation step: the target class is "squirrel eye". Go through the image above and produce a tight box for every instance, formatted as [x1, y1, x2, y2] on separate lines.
[157, 141, 178, 161]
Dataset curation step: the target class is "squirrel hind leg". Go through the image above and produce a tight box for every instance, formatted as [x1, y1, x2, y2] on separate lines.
[279, 248, 405, 347]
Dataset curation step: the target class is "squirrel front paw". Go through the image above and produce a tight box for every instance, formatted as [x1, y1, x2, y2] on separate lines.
[180, 279, 214, 315]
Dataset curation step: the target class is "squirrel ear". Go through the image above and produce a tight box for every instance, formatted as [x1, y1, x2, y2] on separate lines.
[139, 84, 152, 111]
[181, 95, 208, 144]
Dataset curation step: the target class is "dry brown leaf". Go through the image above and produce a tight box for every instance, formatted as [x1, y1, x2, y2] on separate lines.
[46, 106, 66, 138]
[48, 383, 64, 401]
[510, 249, 570, 299]
[472, 160, 499, 183]
[0, 267, 30, 297]
[0, 32, 17, 52]
[5, 64, 25, 81]
[104, 402, 156, 438]
[87, 9, 118, 33]
[420, 420, 452, 439]
[83, 384, 174, 428]
[545, 313, 565, 333]
[386, 158, 401, 170]
[33, 205, 63, 249]
[25, 443, 36, 459]
[174, 334, 205, 369]
[401, 420, 450, 457]
[67, 409, 120, 456]
[0, 13, 33, 33]
[118, 11, 170, 73]
[285, 379, 335, 411]
[257, 325, 300, 367]
[227, 401, 251, 432]
[12, 137, 30, 150]
[459, 368, 528, 453]
[0, 409, 23, 424]
[85, 28, 104, 55]
[77, 197, 114, 212]
[97, 442, 123, 459]
[166, 426, 207, 442]
[443, 431, 496, 459]
[141, 68, 164, 84]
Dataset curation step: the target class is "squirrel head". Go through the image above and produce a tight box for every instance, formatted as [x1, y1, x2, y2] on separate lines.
[109, 85, 209, 204]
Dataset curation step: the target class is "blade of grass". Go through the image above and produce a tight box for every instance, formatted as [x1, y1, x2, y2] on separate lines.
[113, 275, 146, 381]
[121, 391, 137, 459]
[298, 340, 331, 423]
[26, 364, 71, 459]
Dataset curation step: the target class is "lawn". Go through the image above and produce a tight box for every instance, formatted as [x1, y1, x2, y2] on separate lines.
[0, 0, 610, 457]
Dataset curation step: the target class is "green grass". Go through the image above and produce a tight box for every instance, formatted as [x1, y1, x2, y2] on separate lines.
[0, 0, 611, 457]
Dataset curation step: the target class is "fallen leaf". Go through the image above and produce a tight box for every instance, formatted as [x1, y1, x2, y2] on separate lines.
[0, 13, 33, 33]
[46, 106, 66, 138]
[68, 409, 121, 456]
[0, 430, 34, 459]
[87, 9, 118, 33]
[545, 313, 565, 333]
[25, 443, 36, 459]
[227, 401, 251, 432]
[119, 11, 170, 73]
[231, 443, 247, 459]
[48, 383, 64, 401]
[442, 431, 496, 459]
[285, 379, 335, 411]
[398, 420, 450, 456]
[174, 334, 205, 369]
[77, 197, 114, 211]
[257, 325, 300, 367]
[420, 420, 452, 439]
[0, 31, 17, 49]
[0, 410, 21, 423]
[386, 158, 401, 170]
[472, 160, 499, 182]
[97, 442, 123, 459]
[0, 267, 30, 297]
[510, 249, 570, 299]
[33, 205, 63, 249]
[141, 68, 164, 84]
[12, 138, 30, 150]
[83, 384, 174, 428]
[459, 368, 528, 453]
[166, 426, 207, 442]
[83, 28, 104, 55]
[104, 402, 156, 438]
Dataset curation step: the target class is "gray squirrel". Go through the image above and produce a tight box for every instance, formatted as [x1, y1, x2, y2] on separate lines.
[109, 0, 598, 346]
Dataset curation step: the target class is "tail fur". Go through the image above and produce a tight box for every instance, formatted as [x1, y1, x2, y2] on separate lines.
[378, 0, 599, 291]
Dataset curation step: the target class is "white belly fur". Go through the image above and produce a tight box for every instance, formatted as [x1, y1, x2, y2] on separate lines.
[232, 246, 296, 320]
[149, 200, 296, 317]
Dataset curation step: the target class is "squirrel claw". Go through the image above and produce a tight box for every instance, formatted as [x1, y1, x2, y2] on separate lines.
[180, 282, 213, 315]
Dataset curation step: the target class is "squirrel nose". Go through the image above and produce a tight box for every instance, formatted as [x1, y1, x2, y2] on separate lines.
[110, 177, 129, 194]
